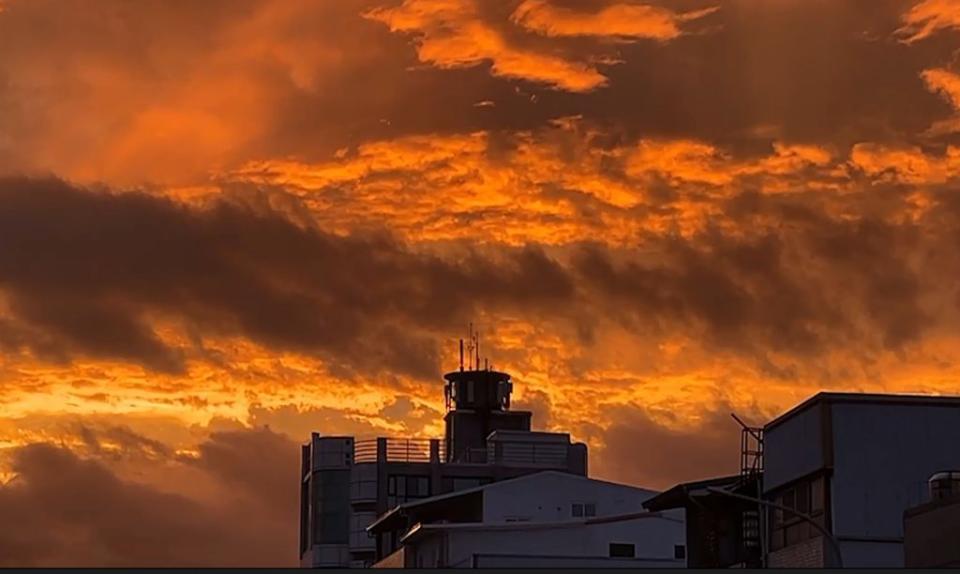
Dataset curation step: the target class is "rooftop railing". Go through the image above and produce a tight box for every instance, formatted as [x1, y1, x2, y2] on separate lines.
[354, 438, 445, 463]
[353, 437, 569, 466]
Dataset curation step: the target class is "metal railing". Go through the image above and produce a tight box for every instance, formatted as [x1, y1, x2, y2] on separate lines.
[354, 439, 379, 463]
[353, 438, 444, 463]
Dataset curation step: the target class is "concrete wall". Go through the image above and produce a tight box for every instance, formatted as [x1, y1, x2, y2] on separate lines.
[904, 500, 960, 567]
[764, 405, 824, 492]
[481, 472, 657, 523]
[442, 517, 685, 568]
[830, 402, 960, 567]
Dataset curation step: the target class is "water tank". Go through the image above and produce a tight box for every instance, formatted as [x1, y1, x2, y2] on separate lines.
[928, 471, 960, 501]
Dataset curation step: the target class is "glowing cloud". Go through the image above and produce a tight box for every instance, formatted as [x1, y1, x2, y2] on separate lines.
[512, 0, 718, 41]
[365, 0, 608, 92]
[897, 0, 960, 43]
[921, 67, 960, 135]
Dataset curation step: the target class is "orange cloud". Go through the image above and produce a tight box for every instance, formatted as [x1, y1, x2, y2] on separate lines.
[365, 0, 608, 92]
[921, 67, 960, 135]
[849, 143, 960, 185]
[511, 0, 718, 41]
[226, 122, 842, 246]
[0, 1, 384, 186]
[897, 0, 960, 43]
[625, 139, 832, 188]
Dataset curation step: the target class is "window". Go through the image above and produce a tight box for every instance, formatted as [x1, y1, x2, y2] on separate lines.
[674, 545, 686, 560]
[770, 475, 827, 551]
[609, 543, 635, 558]
[312, 470, 350, 545]
[573, 502, 596, 518]
[387, 475, 430, 508]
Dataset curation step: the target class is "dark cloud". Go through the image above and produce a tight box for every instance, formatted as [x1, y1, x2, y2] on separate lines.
[1, 175, 956, 379]
[596, 402, 759, 489]
[0, 176, 574, 377]
[571, 189, 948, 366]
[0, 428, 299, 567]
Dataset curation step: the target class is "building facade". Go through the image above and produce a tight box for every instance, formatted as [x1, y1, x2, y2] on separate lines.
[763, 393, 960, 567]
[646, 392, 960, 569]
[299, 365, 588, 568]
[367, 471, 686, 568]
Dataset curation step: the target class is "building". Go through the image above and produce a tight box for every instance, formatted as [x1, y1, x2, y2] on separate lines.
[367, 470, 686, 568]
[763, 392, 960, 567]
[647, 392, 960, 568]
[642, 475, 762, 568]
[903, 471, 960, 567]
[299, 355, 588, 568]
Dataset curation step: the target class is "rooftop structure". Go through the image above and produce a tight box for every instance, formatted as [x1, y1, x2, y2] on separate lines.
[903, 471, 960, 568]
[299, 335, 587, 568]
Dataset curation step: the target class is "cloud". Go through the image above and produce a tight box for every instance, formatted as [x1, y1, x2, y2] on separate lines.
[0, 176, 574, 377]
[0, 428, 299, 566]
[920, 67, 960, 135]
[897, 0, 960, 43]
[511, 0, 718, 41]
[595, 402, 750, 489]
[0, 0, 406, 184]
[849, 143, 960, 184]
[225, 125, 842, 247]
[365, 0, 609, 92]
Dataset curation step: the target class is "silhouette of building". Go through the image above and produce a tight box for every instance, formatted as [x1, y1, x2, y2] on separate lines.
[299, 347, 588, 568]
[643, 475, 761, 568]
[367, 471, 686, 568]
[903, 471, 960, 567]
[647, 392, 960, 568]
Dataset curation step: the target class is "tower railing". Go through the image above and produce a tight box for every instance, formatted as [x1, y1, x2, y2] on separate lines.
[354, 438, 444, 463]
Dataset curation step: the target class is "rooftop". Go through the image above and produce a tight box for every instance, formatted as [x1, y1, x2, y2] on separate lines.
[765, 391, 960, 432]
[641, 474, 744, 512]
[368, 470, 656, 533]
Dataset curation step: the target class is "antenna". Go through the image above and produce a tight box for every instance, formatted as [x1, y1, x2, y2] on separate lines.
[474, 328, 480, 372]
[459, 338, 464, 372]
[467, 322, 474, 370]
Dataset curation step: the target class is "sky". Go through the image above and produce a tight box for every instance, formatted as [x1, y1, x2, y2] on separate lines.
[2, 0, 960, 566]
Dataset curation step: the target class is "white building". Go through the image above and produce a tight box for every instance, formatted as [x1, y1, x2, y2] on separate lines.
[763, 392, 960, 567]
[368, 470, 686, 568]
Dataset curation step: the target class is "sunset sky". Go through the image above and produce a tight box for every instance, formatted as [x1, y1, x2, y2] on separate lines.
[3, 0, 960, 566]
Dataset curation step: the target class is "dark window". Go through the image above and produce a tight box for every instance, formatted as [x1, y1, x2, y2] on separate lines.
[312, 470, 350, 545]
[572, 503, 584, 517]
[609, 543, 635, 558]
[770, 474, 827, 551]
[584, 503, 596, 517]
[387, 475, 431, 508]
[811, 477, 824, 512]
[674, 545, 686, 560]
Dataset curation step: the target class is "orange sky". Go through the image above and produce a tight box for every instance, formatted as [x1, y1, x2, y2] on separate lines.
[2, 0, 960, 566]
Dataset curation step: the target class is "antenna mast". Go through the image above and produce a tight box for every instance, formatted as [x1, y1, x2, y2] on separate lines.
[467, 322, 474, 370]
[475, 328, 480, 371]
